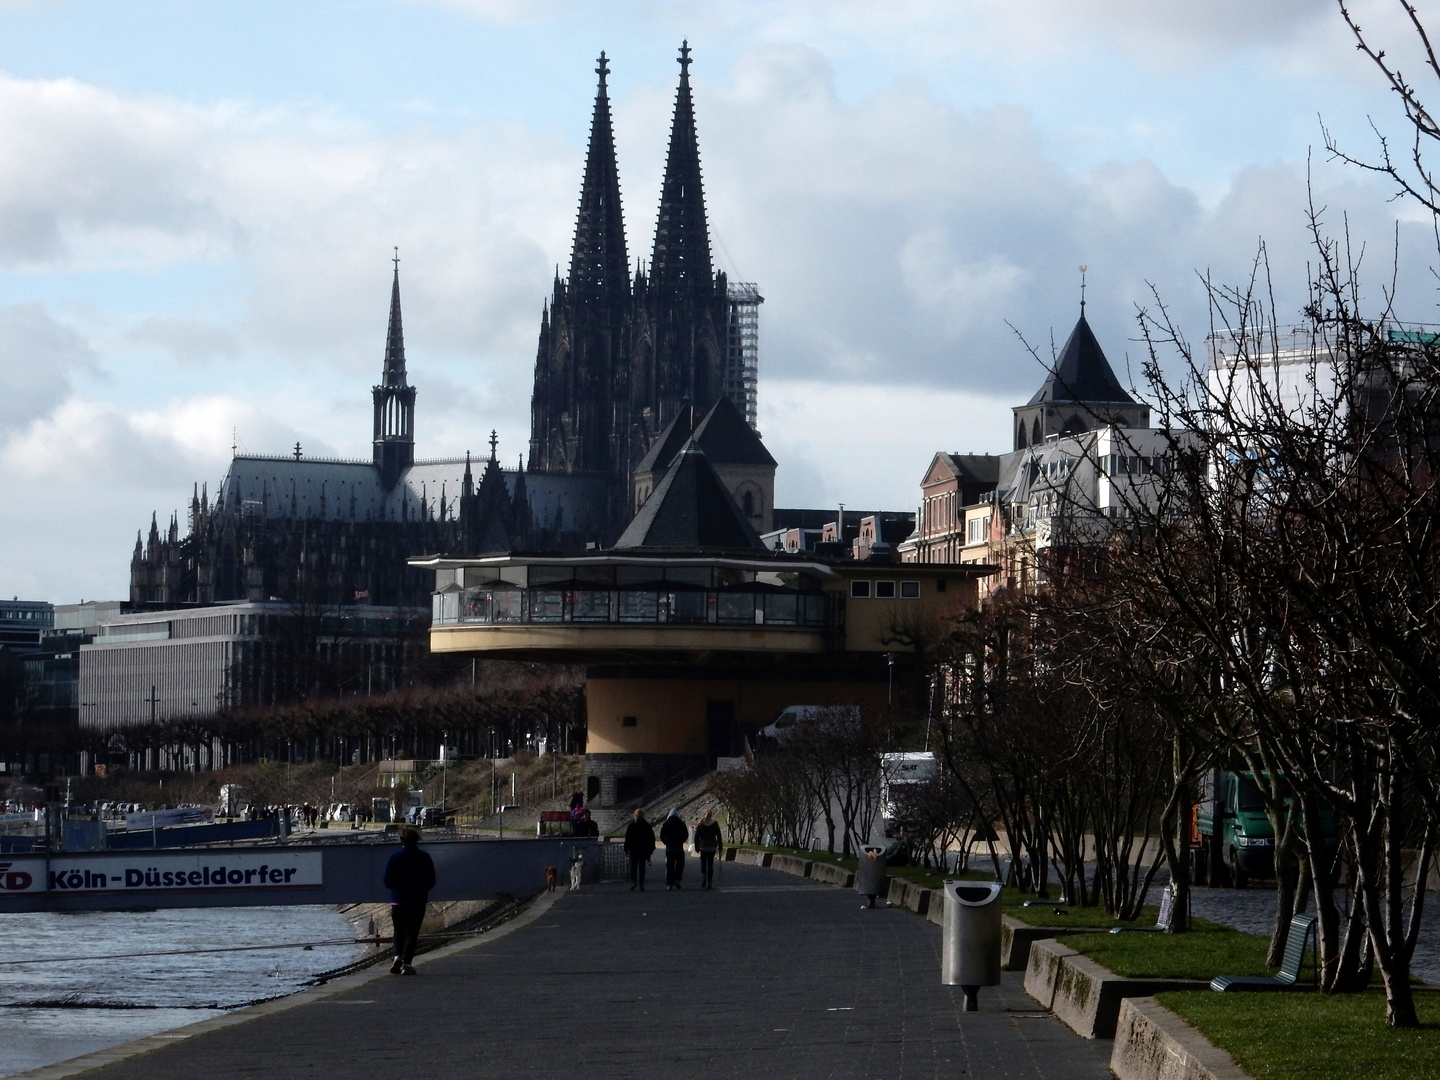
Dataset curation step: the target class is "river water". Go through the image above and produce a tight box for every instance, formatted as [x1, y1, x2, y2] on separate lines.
[0, 906, 362, 1078]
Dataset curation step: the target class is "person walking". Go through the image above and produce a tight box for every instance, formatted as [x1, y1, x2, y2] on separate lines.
[659, 808, 689, 890]
[624, 808, 656, 891]
[383, 825, 436, 975]
[692, 809, 723, 889]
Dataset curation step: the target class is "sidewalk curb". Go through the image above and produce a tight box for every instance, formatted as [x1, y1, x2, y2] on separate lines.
[8, 888, 566, 1080]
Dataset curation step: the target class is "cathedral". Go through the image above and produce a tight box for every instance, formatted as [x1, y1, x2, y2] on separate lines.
[131, 45, 774, 610]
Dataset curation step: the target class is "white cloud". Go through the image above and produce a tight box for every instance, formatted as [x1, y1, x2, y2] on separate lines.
[0, 302, 95, 433]
[2, 9, 1439, 599]
[762, 378, 1015, 513]
[126, 317, 238, 363]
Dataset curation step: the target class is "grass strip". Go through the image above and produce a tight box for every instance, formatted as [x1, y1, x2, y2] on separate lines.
[1157, 988, 1440, 1080]
[1060, 925, 1273, 980]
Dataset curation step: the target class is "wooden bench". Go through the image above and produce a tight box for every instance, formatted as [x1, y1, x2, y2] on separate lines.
[1210, 913, 1316, 991]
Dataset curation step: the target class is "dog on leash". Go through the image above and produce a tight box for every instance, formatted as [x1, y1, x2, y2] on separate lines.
[545, 865, 558, 892]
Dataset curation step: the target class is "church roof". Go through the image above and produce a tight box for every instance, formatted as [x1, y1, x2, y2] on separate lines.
[1027, 313, 1135, 406]
[690, 395, 776, 467]
[636, 396, 775, 474]
[615, 443, 765, 550]
[635, 404, 697, 474]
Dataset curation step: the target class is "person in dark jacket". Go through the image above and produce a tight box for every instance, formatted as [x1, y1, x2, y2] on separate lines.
[383, 826, 436, 975]
[572, 808, 600, 838]
[659, 808, 689, 890]
[692, 809, 723, 889]
[623, 809, 656, 891]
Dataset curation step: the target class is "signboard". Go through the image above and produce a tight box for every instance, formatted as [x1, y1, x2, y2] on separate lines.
[124, 807, 215, 831]
[0, 851, 322, 897]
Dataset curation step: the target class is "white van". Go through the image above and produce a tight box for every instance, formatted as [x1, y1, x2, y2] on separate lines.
[759, 705, 861, 745]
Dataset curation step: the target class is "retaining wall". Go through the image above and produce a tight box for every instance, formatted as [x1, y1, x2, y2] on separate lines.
[1024, 938, 1207, 1039]
[1110, 997, 1254, 1080]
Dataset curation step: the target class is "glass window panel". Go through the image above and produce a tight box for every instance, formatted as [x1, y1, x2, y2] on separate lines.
[461, 590, 491, 623]
[529, 590, 566, 622]
[618, 566, 668, 588]
[669, 590, 708, 624]
[618, 590, 659, 622]
[875, 580, 896, 598]
[572, 564, 616, 587]
[492, 589, 525, 623]
[664, 567, 712, 588]
[763, 593, 798, 625]
[802, 594, 826, 626]
[900, 580, 921, 599]
[850, 580, 871, 598]
[716, 592, 754, 623]
[712, 567, 753, 588]
[529, 565, 574, 586]
[571, 590, 612, 622]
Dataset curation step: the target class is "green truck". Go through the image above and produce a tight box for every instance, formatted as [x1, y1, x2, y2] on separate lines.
[1193, 769, 1335, 888]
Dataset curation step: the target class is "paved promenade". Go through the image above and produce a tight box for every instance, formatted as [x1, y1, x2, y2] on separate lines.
[34, 862, 1111, 1080]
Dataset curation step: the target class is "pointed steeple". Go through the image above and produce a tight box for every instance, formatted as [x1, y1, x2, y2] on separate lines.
[382, 248, 407, 386]
[373, 250, 417, 488]
[569, 52, 630, 304]
[651, 42, 712, 293]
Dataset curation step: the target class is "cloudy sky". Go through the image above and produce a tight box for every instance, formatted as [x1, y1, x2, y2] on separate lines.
[1, 0, 1436, 602]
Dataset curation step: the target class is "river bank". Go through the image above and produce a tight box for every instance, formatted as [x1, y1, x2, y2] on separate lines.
[0, 906, 363, 1078]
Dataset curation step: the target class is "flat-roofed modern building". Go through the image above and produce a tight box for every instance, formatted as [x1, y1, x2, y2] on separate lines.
[414, 445, 992, 815]
[79, 602, 426, 767]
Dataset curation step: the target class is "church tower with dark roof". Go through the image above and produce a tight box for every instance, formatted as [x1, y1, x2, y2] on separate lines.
[373, 253, 416, 488]
[529, 52, 632, 482]
[629, 43, 730, 473]
[1011, 300, 1149, 450]
[529, 45, 758, 542]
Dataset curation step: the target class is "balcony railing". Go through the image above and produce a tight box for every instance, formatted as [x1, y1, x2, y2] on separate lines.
[432, 587, 828, 629]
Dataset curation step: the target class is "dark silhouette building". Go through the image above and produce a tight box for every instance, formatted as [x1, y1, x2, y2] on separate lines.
[530, 45, 763, 534]
[131, 45, 769, 611]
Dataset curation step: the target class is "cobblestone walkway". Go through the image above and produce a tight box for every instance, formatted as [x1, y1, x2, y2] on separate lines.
[72, 862, 1112, 1080]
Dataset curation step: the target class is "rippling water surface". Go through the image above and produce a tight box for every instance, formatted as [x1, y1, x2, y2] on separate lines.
[0, 906, 361, 1078]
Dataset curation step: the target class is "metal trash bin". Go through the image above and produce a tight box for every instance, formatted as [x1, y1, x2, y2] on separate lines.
[856, 845, 888, 908]
[942, 880, 1003, 1010]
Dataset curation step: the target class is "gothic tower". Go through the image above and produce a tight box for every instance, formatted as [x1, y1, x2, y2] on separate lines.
[529, 52, 632, 481]
[629, 42, 730, 475]
[373, 253, 416, 488]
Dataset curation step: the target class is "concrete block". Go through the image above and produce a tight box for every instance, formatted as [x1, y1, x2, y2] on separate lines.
[809, 862, 855, 889]
[926, 890, 944, 925]
[1024, 938, 1207, 1039]
[1001, 916, 1106, 971]
[771, 854, 813, 878]
[1111, 997, 1254, 1080]
[887, 878, 906, 906]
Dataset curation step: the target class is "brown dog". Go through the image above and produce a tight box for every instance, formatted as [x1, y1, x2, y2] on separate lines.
[545, 865, 558, 892]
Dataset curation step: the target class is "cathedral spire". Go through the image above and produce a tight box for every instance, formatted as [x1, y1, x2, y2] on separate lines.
[651, 41, 712, 293]
[373, 251, 417, 489]
[383, 248, 407, 386]
[569, 52, 630, 303]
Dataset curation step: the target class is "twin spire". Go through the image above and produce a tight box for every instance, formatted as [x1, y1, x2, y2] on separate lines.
[570, 42, 713, 300]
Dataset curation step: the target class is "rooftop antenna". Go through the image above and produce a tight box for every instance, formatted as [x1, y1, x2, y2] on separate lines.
[1079, 265, 1088, 315]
